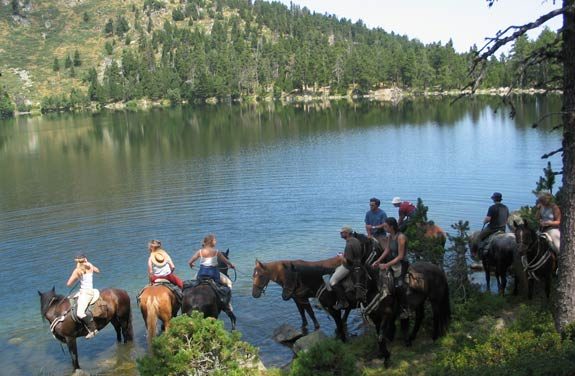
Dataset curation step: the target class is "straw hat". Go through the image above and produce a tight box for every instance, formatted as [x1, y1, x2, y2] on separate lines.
[151, 251, 166, 266]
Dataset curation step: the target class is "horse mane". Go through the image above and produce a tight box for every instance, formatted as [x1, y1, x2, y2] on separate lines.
[291, 264, 335, 277]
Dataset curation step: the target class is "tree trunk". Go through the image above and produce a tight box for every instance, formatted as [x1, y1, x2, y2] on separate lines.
[556, 0, 575, 334]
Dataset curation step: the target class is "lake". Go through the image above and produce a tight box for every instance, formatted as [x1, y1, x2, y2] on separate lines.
[0, 96, 563, 374]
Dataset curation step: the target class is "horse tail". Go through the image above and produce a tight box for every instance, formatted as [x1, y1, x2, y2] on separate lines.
[141, 293, 160, 349]
[124, 304, 134, 342]
[437, 281, 451, 337]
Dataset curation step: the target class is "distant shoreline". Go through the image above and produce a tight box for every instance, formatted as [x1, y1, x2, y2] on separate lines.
[12, 87, 560, 116]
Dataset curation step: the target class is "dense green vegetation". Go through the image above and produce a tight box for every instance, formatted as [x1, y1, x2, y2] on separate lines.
[0, 0, 562, 115]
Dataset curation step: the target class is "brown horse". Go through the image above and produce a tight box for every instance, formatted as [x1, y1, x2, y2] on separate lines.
[139, 284, 181, 349]
[38, 286, 133, 371]
[252, 256, 344, 332]
[422, 222, 447, 246]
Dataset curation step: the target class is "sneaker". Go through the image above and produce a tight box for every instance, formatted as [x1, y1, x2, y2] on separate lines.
[85, 330, 98, 339]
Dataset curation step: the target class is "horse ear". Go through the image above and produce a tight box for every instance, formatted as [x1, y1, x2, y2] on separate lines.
[224, 248, 229, 257]
[290, 263, 296, 272]
[51, 285, 55, 293]
[256, 259, 266, 270]
[37, 290, 42, 296]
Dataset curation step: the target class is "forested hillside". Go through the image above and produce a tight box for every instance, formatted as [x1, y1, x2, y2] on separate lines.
[0, 0, 562, 114]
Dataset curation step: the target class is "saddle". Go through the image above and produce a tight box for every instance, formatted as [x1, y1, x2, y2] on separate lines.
[70, 289, 106, 323]
[479, 230, 506, 257]
[183, 277, 231, 307]
[137, 281, 183, 306]
[537, 231, 558, 253]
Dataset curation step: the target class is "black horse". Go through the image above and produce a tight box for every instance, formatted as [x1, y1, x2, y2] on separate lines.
[39, 287, 133, 370]
[182, 249, 236, 329]
[513, 222, 557, 299]
[470, 231, 518, 295]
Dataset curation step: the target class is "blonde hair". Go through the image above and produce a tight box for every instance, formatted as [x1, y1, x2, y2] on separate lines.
[148, 239, 162, 250]
[202, 234, 216, 248]
[74, 255, 89, 275]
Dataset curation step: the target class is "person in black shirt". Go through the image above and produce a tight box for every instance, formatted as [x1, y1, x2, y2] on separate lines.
[478, 192, 509, 243]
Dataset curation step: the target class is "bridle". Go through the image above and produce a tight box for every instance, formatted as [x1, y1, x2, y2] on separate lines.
[516, 226, 552, 280]
[252, 271, 270, 296]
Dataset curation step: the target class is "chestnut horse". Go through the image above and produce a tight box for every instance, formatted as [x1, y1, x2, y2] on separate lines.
[38, 286, 133, 371]
[252, 256, 345, 333]
[139, 284, 181, 349]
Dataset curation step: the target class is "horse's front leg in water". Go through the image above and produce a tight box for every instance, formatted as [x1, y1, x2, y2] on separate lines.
[66, 336, 80, 370]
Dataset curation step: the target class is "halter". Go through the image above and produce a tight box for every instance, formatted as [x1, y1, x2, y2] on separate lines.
[252, 274, 269, 295]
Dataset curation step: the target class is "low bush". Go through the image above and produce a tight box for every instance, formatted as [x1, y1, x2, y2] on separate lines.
[137, 312, 259, 376]
[290, 338, 359, 376]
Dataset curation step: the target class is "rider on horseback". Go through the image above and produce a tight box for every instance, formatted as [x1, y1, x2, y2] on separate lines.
[326, 226, 363, 310]
[478, 192, 509, 254]
[66, 254, 100, 339]
[188, 234, 235, 312]
[148, 240, 184, 289]
[371, 218, 408, 288]
[535, 192, 561, 254]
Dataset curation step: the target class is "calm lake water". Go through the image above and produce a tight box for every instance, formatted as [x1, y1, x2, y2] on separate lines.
[0, 96, 563, 374]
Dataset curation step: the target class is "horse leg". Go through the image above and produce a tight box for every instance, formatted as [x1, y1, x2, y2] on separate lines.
[223, 306, 237, 330]
[328, 307, 346, 341]
[110, 317, 122, 342]
[294, 301, 309, 333]
[302, 300, 320, 331]
[66, 337, 80, 370]
[527, 277, 535, 300]
[341, 306, 352, 337]
[121, 313, 134, 343]
[407, 304, 425, 346]
[545, 275, 552, 299]
[374, 316, 391, 368]
[483, 261, 491, 293]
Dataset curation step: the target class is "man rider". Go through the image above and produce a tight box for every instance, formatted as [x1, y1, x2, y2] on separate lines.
[478, 192, 509, 251]
[326, 226, 363, 310]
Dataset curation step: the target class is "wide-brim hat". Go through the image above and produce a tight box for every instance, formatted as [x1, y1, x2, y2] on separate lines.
[391, 197, 402, 205]
[340, 226, 353, 234]
[151, 251, 166, 266]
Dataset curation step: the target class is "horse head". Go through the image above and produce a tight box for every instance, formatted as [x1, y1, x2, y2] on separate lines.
[513, 222, 538, 257]
[218, 248, 230, 277]
[252, 260, 271, 298]
[38, 286, 61, 319]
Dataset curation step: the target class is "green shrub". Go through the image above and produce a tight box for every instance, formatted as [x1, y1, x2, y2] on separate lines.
[137, 312, 259, 376]
[431, 303, 575, 376]
[290, 339, 359, 376]
[0, 88, 15, 118]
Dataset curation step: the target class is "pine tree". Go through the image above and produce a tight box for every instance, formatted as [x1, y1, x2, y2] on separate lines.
[64, 55, 72, 69]
[104, 18, 114, 36]
[53, 57, 60, 72]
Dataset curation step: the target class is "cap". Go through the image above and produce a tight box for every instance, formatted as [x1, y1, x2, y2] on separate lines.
[391, 197, 402, 205]
[491, 192, 502, 200]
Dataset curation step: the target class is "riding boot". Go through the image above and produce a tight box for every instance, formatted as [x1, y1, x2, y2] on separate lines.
[81, 311, 98, 339]
[332, 284, 349, 310]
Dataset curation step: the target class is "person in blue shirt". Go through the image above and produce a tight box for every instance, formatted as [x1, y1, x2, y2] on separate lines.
[365, 197, 387, 242]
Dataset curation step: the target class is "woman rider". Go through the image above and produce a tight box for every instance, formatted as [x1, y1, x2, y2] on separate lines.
[188, 234, 235, 288]
[66, 254, 100, 339]
[371, 217, 408, 287]
[147, 239, 184, 289]
[535, 192, 561, 253]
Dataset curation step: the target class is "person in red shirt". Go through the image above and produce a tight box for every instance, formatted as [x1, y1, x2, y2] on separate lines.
[392, 197, 417, 231]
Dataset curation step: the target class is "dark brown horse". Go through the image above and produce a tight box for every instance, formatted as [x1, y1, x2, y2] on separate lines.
[38, 286, 133, 371]
[139, 284, 180, 349]
[470, 231, 518, 295]
[252, 256, 345, 332]
[182, 249, 236, 329]
[513, 222, 557, 299]
[281, 261, 395, 365]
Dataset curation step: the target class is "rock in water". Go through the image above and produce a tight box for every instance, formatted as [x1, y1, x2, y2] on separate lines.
[273, 324, 304, 343]
[293, 330, 328, 353]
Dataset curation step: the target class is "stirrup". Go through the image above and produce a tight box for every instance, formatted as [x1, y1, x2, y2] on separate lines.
[85, 329, 98, 339]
